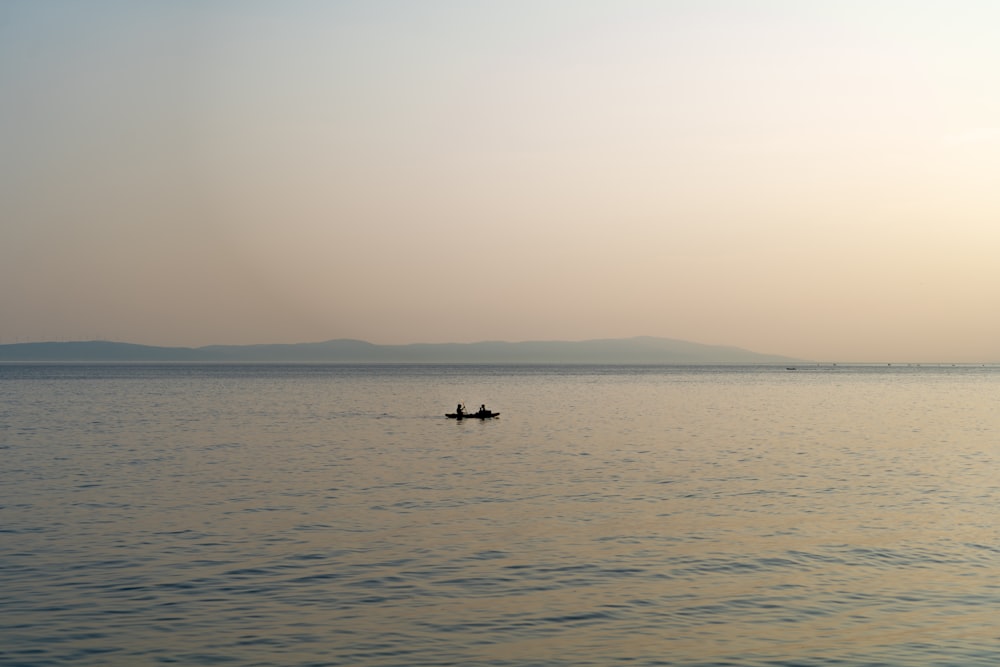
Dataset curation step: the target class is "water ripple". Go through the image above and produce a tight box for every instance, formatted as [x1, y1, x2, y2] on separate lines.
[4, 364, 1000, 665]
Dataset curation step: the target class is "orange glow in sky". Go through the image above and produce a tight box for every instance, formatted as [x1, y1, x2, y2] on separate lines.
[2, 2, 998, 362]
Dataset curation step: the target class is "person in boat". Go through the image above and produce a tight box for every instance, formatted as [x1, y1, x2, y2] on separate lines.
[478, 404, 488, 416]
[456, 403, 465, 417]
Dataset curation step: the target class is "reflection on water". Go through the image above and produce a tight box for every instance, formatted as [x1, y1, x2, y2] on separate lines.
[1, 364, 999, 665]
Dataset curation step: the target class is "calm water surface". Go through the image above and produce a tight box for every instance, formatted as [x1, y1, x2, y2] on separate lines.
[1, 363, 999, 665]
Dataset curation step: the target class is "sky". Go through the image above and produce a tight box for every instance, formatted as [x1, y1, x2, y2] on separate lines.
[2, 1, 999, 362]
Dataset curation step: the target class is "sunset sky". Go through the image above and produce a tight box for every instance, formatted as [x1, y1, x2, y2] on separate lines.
[2, 1, 999, 362]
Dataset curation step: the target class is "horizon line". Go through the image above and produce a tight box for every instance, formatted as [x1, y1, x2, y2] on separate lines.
[1, 338, 998, 366]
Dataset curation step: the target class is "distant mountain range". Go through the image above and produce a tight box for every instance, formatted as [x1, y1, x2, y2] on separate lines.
[0, 337, 801, 364]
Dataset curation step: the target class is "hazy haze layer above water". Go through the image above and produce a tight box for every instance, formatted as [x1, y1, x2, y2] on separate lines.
[2, 364, 999, 666]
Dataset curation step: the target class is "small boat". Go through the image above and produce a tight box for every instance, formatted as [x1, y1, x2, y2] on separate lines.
[446, 411, 499, 420]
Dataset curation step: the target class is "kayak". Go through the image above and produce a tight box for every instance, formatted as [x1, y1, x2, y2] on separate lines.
[446, 411, 499, 419]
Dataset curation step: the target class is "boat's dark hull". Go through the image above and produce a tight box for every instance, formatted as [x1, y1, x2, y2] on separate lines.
[446, 412, 499, 419]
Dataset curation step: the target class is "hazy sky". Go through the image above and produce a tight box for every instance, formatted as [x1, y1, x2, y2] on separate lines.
[2, 1, 998, 361]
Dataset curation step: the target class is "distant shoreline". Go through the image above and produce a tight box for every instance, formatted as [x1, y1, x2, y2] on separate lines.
[0, 337, 803, 365]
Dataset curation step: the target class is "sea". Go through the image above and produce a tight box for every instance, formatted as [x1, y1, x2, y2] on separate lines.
[1, 363, 999, 666]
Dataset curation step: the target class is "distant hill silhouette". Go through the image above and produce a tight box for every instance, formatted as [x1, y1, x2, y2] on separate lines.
[0, 337, 801, 364]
